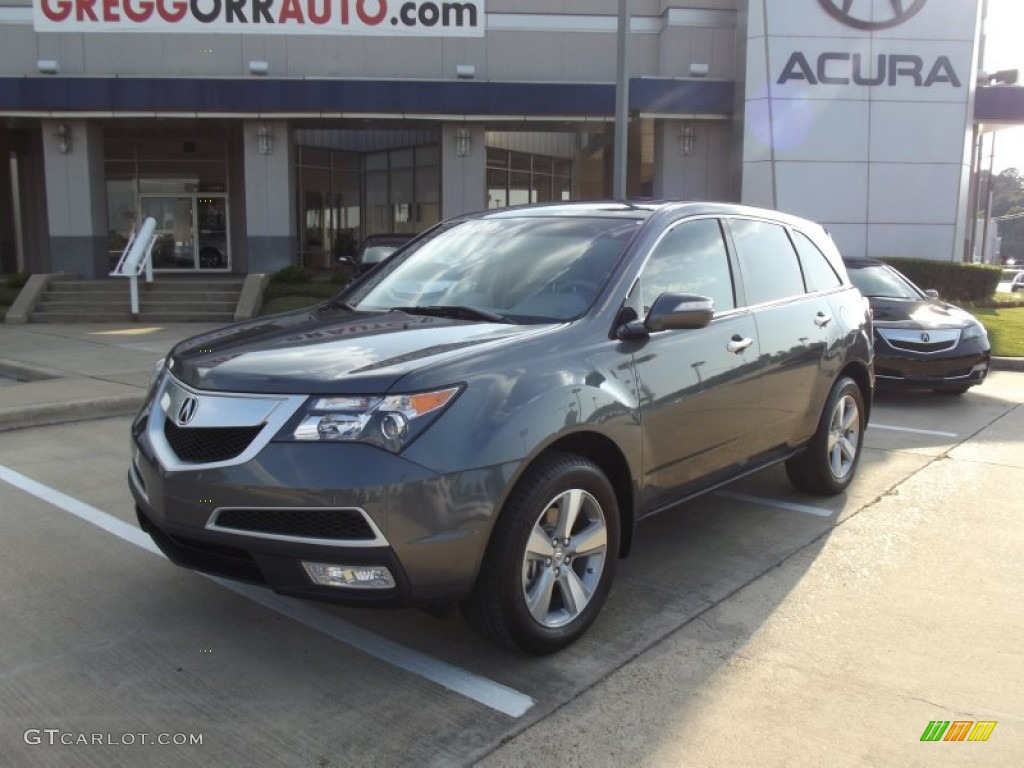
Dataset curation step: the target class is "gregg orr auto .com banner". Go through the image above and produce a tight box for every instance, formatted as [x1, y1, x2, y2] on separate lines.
[33, 0, 484, 36]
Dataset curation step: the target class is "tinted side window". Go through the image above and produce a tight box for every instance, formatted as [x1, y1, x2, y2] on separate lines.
[641, 218, 735, 314]
[792, 230, 842, 292]
[729, 219, 805, 305]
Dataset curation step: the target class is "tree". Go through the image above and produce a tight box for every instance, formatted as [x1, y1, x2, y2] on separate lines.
[979, 168, 1024, 263]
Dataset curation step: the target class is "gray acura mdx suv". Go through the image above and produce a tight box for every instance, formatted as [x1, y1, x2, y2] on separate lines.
[131, 201, 873, 654]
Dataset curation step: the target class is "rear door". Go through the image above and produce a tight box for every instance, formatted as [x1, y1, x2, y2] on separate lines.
[630, 217, 763, 513]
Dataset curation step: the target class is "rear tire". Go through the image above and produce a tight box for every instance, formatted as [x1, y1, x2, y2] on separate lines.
[461, 452, 619, 654]
[786, 376, 865, 495]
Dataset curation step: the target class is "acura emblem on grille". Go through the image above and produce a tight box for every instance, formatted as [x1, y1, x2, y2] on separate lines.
[920, 332, 931, 343]
[177, 396, 199, 426]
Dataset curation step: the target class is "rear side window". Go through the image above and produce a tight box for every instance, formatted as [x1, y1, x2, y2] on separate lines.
[640, 218, 735, 314]
[729, 219, 805, 305]
[791, 230, 842, 292]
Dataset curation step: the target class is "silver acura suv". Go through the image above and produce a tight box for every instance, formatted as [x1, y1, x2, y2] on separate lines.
[131, 201, 873, 653]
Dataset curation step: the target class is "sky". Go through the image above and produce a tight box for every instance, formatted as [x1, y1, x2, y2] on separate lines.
[982, 0, 1024, 173]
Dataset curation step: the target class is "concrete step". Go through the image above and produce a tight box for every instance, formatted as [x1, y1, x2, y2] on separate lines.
[33, 277, 244, 324]
[39, 291, 242, 304]
[29, 311, 137, 323]
[29, 310, 236, 323]
[47, 280, 244, 294]
[34, 299, 237, 313]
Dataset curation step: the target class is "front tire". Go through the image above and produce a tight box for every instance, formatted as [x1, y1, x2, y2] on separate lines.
[461, 452, 620, 654]
[786, 376, 865, 495]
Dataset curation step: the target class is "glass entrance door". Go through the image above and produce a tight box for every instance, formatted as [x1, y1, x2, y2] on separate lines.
[141, 194, 229, 271]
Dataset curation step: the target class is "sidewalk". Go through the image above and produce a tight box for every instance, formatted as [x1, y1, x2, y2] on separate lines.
[0, 323, 218, 432]
[1, 321, 1022, 432]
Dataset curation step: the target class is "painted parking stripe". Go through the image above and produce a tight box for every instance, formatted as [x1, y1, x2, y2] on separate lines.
[0, 464, 535, 718]
[714, 490, 833, 518]
[870, 423, 958, 438]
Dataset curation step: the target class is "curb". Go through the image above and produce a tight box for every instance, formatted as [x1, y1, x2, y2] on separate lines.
[0, 394, 144, 432]
[992, 356, 1024, 372]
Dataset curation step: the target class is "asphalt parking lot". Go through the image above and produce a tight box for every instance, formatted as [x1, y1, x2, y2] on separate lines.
[0, 372, 1021, 767]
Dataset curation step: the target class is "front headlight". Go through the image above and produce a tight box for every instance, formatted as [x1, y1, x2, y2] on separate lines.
[285, 386, 461, 452]
[962, 321, 988, 343]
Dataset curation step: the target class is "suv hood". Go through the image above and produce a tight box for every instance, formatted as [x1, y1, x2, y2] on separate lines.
[167, 306, 556, 394]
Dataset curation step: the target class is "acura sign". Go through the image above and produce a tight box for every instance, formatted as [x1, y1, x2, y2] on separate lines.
[778, 0, 960, 88]
[777, 52, 961, 87]
[817, 0, 928, 31]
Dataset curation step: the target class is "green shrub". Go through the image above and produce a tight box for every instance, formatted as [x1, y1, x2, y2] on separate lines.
[262, 281, 337, 302]
[4, 272, 30, 289]
[269, 265, 313, 284]
[880, 258, 1001, 303]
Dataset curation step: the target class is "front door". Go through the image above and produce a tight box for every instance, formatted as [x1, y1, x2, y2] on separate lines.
[631, 217, 763, 512]
[141, 194, 229, 271]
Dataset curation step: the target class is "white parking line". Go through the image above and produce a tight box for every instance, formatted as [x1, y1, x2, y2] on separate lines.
[870, 423, 958, 438]
[0, 464, 535, 719]
[714, 490, 833, 518]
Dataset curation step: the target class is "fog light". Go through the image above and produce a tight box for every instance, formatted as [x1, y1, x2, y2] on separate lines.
[302, 561, 395, 589]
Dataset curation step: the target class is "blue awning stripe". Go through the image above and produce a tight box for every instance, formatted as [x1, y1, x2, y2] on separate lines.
[0, 77, 734, 117]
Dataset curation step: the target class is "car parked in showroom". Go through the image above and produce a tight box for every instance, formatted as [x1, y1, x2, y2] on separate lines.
[130, 201, 873, 654]
[997, 268, 1024, 293]
[844, 258, 990, 395]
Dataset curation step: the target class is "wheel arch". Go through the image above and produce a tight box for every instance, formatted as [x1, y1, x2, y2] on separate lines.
[529, 432, 636, 559]
[839, 360, 873, 423]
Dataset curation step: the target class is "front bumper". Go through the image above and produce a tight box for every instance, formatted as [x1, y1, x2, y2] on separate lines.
[873, 349, 991, 389]
[130, 375, 513, 607]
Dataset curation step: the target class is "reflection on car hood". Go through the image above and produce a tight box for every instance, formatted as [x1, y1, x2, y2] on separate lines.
[167, 306, 557, 394]
[867, 297, 976, 329]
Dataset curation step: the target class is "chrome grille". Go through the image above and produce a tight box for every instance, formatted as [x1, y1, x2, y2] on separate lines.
[877, 328, 960, 354]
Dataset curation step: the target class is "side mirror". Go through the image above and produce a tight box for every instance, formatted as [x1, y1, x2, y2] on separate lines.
[619, 293, 714, 339]
[336, 255, 356, 269]
[924, 289, 939, 299]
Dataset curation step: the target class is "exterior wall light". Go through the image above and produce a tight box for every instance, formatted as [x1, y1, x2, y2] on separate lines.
[680, 125, 695, 156]
[455, 127, 471, 158]
[256, 124, 273, 155]
[37, 59, 59, 75]
[249, 60, 269, 76]
[54, 123, 72, 154]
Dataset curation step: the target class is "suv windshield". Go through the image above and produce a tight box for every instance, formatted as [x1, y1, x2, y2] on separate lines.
[848, 264, 922, 300]
[344, 216, 640, 322]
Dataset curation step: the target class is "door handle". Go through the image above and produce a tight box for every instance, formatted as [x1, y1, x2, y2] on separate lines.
[814, 312, 832, 327]
[727, 335, 753, 354]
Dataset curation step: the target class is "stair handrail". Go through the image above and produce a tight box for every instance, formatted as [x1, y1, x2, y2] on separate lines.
[109, 216, 157, 317]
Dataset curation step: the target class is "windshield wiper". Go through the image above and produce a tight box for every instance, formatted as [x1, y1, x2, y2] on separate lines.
[392, 305, 511, 323]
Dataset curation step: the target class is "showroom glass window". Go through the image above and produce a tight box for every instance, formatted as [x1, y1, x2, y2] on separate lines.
[729, 219, 806, 305]
[294, 132, 440, 269]
[487, 148, 572, 209]
[638, 218, 735, 316]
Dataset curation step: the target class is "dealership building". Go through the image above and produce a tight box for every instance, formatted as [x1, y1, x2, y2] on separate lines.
[1, 0, 1021, 279]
